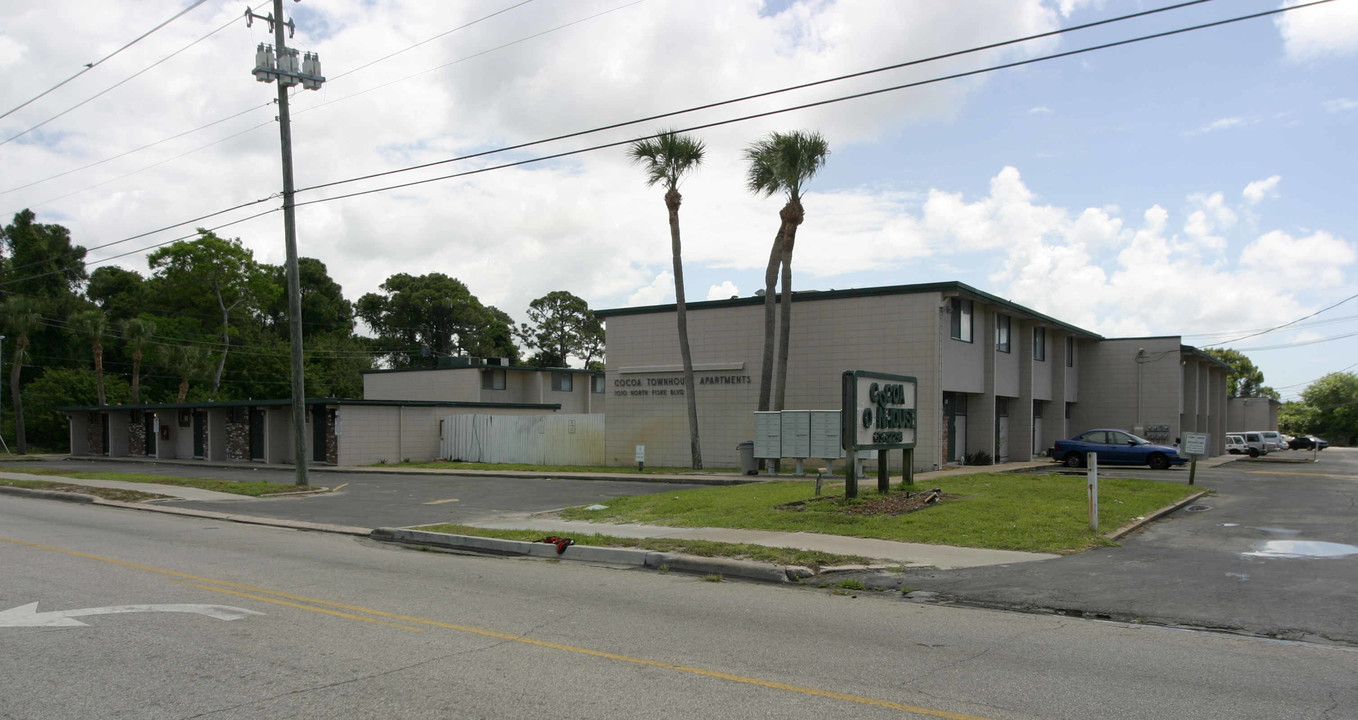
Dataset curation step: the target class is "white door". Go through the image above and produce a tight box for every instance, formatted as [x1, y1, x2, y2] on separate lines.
[955, 416, 967, 461]
[1032, 417, 1044, 456]
[997, 417, 1009, 462]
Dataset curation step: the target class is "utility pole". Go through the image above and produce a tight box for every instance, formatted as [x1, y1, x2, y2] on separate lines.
[247, 1, 325, 485]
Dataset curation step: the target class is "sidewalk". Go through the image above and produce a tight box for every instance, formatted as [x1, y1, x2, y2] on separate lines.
[0, 471, 245, 502]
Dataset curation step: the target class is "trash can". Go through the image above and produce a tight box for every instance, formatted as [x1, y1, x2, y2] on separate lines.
[737, 441, 757, 475]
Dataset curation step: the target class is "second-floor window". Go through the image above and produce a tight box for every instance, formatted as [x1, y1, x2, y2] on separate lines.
[1033, 327, 1046, 361]
[551, 372, 574, 392]
[590, 375, 605, 394]
[481, 369, 506, 390]
[1065, 335, 1075, 367]
[996, 313, 1010, 353]
[950, 298, 973, 342]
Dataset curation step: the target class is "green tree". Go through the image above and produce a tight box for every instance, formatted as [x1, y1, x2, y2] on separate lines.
[263, 257, 355, 339]
[1204, 348, 1278, 399]
[744, 130, 829, 413]
[2, 296, 42, 453]
[630, 130, 706, 468]
[1, 209, 87, 300]
[146, 230, 268, 393]
[69, 309, 109, 406]
[121, 317, 156, 403]
[86, 266, 147, 321]
[1297, 371, 1358, 443]
[163, 345, 217, 403]
[515, 290, 604, 368]
[357, 273, 516, 368]
[22, 368, 130, 450]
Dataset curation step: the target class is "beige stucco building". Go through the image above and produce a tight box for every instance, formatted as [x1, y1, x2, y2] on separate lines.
[598, 281, 1230, 471]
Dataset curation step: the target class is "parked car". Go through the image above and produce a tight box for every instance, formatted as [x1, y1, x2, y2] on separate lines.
[1240, 432, 1270, 457]
[1226, 434, 1247, 454]
[1256, 430, 1287, 452]
[1049, 429, 1188, 470]
[1289, 435, 1330, 451]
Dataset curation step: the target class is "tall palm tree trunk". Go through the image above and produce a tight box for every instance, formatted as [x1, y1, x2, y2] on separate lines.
[666, 188, 702, 469]
[131, 348, 143, 404]
[773, 202, 804, 411]
[93, 340, 106, 406]
[11, 342, 26, 454]
[757, 226, 784, 412]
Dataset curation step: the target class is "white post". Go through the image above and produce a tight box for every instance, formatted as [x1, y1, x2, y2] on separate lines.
[1088, 451, 1099, 531]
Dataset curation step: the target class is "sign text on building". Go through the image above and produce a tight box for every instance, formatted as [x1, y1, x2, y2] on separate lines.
[842, 370, 917, 451]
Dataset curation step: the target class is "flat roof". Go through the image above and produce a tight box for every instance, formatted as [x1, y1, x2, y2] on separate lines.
[60, 398, 564, 413]
[596, 280, 1103, 339]
[361, 365, 602, 376]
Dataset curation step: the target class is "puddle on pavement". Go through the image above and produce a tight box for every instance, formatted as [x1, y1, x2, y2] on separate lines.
[1225, 572, 1250, 581]
[1219, 523, 1240, 527]
[1243, 540, 1358, 559]
[1250, 527, 1301, 535]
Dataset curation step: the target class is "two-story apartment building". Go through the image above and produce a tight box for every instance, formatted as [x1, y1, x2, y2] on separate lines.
[597, 281, 1229, 471]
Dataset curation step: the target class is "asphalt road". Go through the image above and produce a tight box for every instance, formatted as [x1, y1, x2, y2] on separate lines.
[4, 497, 1356, 719]
[872, 448, 1358, 644]
[0, 458, 707, 528]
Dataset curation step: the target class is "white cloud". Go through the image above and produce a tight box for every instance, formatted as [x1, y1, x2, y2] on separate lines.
[706, 281, 739, 300]
[1277, 0, 1358, 61]
[628, 271, 674, 307]
[0, 34, 24, 68]
[1240, 230, 1355, 287]
[1182, 192, 1237, 250]
[1028, 105, 1053, 115]
[1056, 0, 1104, 18]
[1185, 116, 1256, 136]
[1243, 176, 1281, 205]
[1323, 98, 1358, 113]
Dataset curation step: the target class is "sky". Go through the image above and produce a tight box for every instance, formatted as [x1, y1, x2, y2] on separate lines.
[1, 0, 1355, 400]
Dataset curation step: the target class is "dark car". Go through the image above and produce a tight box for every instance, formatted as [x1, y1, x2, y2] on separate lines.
[1288, 435, 1329, 451]
[1049, 428, 1188, 470]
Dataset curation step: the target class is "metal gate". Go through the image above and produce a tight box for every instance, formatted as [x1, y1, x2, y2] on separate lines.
[441, 414, 604, 466]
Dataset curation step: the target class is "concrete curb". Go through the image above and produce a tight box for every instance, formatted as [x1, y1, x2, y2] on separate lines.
[370, 528, 799, 583]
[0, 485, 96, 504]
[1104, 490, 1209, 540]
[324, 467, 753, 486]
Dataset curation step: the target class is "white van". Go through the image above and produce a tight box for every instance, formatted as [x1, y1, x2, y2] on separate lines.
[1240, 432, 1270, 457]
[1226, 434, 1247, 454]
[1254, 431, 1286, 452]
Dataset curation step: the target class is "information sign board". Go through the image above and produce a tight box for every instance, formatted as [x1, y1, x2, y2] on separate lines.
[841, 370, 917, 451]
[1182, 432, 1209, 458]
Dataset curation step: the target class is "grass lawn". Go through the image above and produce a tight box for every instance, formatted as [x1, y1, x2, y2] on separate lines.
[556, 473, 1201, 554]
[0, 477, 165, 503]
[381, 460, 743, 475]
[2, 468, 311, 497]
[410, 523, 870, 569]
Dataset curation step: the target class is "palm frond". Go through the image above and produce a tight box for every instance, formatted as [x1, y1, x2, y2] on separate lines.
[629, 130, 705, 189]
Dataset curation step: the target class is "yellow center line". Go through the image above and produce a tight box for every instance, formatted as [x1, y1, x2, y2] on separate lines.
[331, 482, 349, 492]
[0, 536, 992, 719]
[423, 498, 460, 505]
[171, 581, 423, 632]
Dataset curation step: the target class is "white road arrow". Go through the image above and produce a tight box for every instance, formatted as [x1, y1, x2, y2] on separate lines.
[0, 602, 264, 628]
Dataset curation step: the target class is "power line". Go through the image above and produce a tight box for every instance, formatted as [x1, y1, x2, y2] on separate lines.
[1230, 329, 1358, 353]
[297, 0, 1333, 207]
[0, 0, 209, 123]
[0, 0, 236, 147]
[0, 0, 1330, 290]
[1202, 291, 1358, 348]
[1182, 312, 1358, 339]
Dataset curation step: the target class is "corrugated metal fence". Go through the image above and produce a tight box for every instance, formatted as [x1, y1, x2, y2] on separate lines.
[440, 414, 605, 466]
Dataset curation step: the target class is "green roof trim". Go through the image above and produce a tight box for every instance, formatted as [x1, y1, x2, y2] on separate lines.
[596, 280, 1103, 339]
[361, 365, 602, 376]
[60, 398, 563, 413]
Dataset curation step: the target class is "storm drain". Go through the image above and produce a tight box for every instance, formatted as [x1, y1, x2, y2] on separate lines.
[1184, 504, 1213, 513]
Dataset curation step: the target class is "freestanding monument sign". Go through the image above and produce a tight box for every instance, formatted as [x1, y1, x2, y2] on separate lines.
[841, 370, 918, 499]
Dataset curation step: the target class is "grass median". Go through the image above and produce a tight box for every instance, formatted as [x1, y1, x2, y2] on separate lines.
[555, 472, 1200, 554]
[409, 523, 871, 569]
[0, 468, 313, 498]
[378, 459, 742, 475]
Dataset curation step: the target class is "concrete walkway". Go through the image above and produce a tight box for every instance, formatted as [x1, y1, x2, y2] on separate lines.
[0, 471, 250, 502]
[465, 515, 1059, 569]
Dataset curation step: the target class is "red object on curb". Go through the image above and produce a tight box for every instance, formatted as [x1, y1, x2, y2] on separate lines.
[538, 536, 575, 554]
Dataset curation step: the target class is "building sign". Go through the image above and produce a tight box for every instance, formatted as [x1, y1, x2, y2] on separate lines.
[1182, 432, 1208, 458]
[842, 370, 917, 450]
[611, 374, 753, 398]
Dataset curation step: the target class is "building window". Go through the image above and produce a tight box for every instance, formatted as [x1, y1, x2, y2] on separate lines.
[997, 397, 1009, 417]
[1065, 402, 1073, 420]
[995, 313, 1010, 353]
[590, 375, 605, 394]
[1033, 400, 1044, 419]
[1065, 335, 1074, 367]
[1033, 327, 1046, 361]
[949, 298, 973, 342]
[481, 369, 506, 390]
[551, 372, 573, 392]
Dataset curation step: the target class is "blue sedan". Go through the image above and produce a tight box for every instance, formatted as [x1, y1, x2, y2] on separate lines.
[1049, 429, 1188, 470]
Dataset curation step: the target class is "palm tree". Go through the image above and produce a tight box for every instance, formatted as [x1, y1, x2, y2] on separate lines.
[2, 297, 42, 453]
[164, 345, 215, 403]
[630, 130, 706, 469]
[744, 130, 829, 413]
[70, 309, 109, 406]
[121, 318, 156, 403]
